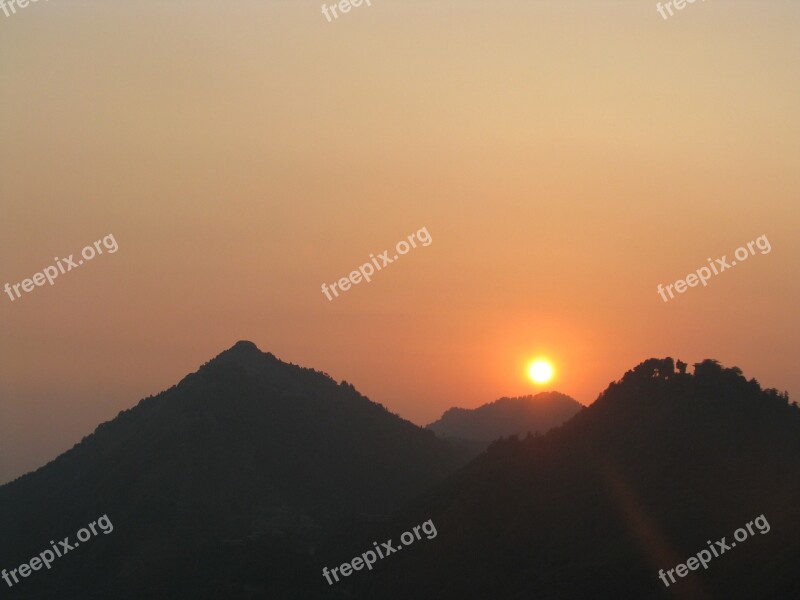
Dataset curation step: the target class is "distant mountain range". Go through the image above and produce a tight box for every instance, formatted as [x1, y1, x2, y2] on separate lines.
[426, 392, 583, 445]
[2, 350, 798, 599]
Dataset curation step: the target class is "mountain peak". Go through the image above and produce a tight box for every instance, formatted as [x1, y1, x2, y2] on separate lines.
[427, 391, 583, 443]
[210, 340, 265, 364]
[186, 341, 274, 382]
[228, 340, 261, 353]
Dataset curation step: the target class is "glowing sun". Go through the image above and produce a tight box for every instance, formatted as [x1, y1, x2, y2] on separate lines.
[528, 360, 554, 384]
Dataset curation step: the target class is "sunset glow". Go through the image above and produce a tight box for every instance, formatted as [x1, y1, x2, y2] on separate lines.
[0, 1, 797, 490]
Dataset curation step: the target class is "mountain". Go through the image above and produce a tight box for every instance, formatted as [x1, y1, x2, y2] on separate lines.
[426, 392, 583, 445]
[0, 341, 472, 600]
[354, 358, 800, 600]
[5, 353, 798, 599]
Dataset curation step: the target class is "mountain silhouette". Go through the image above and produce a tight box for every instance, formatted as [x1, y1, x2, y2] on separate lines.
[0, 341, 472, 600]
[353, 358, 800, 599]
[426, 392, 583, 445]
[3, 353, 798, 599]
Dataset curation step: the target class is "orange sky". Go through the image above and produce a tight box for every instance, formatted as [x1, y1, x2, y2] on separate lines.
[1, 0, 799, 484]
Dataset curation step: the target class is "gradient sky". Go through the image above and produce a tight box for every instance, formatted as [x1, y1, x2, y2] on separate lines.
[1, 0, 798, 484]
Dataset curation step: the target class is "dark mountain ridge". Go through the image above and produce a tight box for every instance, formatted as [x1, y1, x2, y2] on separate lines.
[356, 358, 800, 600]
[0, 341, 472, 599]
[4, 352, 797, 599]
[426, 391, 583, 444]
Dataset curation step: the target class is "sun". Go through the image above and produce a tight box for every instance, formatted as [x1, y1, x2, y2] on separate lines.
[528, 360, 554, 384]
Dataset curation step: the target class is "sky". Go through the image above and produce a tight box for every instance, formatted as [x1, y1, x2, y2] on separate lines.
[1, 0, 798, 485]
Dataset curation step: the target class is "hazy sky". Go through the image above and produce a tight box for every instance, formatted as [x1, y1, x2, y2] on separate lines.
[1, 0, 798, 484]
